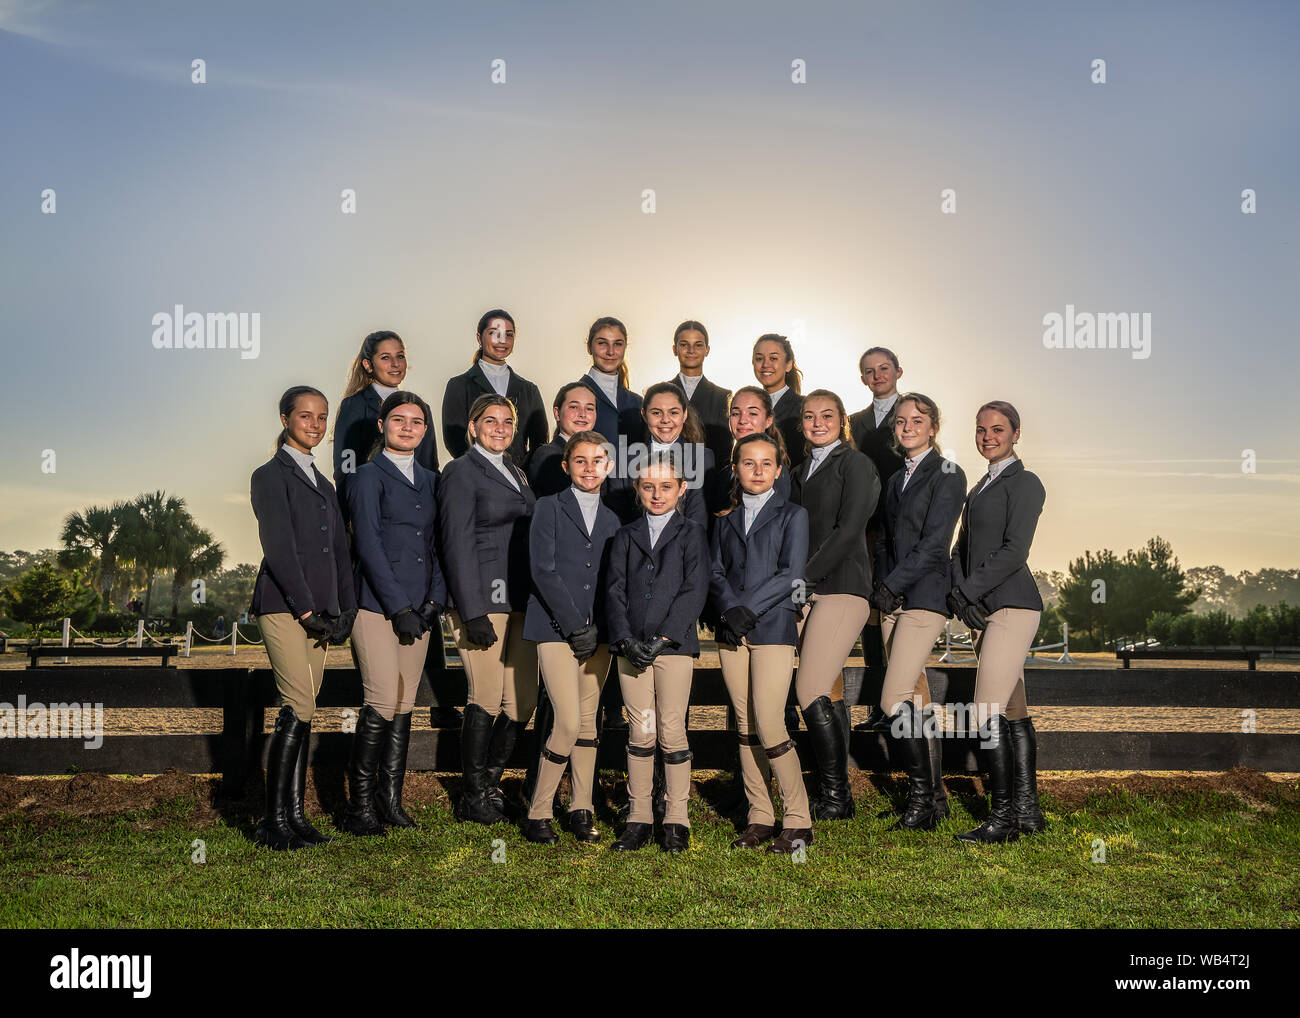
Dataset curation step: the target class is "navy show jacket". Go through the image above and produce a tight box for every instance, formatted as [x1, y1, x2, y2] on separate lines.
[436, 446, 536, 619]
[333, 386, 439, 527]
[524, 487, 621, 643]
[346, 453, 448, 618]
[441, 361, 548, 464]
[250, 448, 357, 618]
[950, 458, 1046, 613]
[873, 448, 966, 615]
[708, 493, 809, 646]
[606, 511, 710, 656]
[791, 442, 880, 597]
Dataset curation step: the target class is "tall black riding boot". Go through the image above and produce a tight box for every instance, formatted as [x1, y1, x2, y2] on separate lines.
[801, 696, 855, 820]
[342, 704, 388, 836]
[485, 711, 527, 816]
[1008, 716, 1048, 833]
[522, 686, 554, 810]
[957, 714, 1018, 843]
[922, 705, 950, 821]
[287, 712, 331, 844]
[255, 705, 310, 850]
[887, 700, 937, 831]
[457, 703, 505, 824]
[377, 710, 418, 828]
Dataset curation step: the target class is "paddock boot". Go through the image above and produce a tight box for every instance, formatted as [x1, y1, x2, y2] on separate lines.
[342, 704, 388, 836]
[457, 704, 505, 824]
[255, 705, 310, 850]
[957, 714, 1019, 843]
[376, 710, 418, 828]
[887, 701, 937, 832]
[287, 711, 332, 844]
[1009, 716, 1048, 833]
[801, 696, 855, 820]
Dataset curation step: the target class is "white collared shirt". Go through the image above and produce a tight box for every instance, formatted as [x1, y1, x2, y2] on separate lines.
[900, 447, 933, 491]
[478, 359, 511, 396]
[977, 454, 1018, 496]
[677, 373, 703, 399]
[741, 488, 775, 534]
[646, 509, 675, 548]
[473, 443, 520, 490]
[804, 439, 842, 479]
[284, 445, 318, 487]
[383, 448, 416, 485]
[768, 385, 791, 412]
[586, 367, 620, 406]
[873, 394, 898, 428]
[571, 486, 600, 535]
[371, 381, 398, 402]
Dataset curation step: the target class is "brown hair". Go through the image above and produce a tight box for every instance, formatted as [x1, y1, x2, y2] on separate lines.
[587, 316, 630, 390]
[800, 389, 854, 457]
[728, 386, 790, 468]
[562, 429, 610, 467]
[473, 309, 515, 365]
[466, 393, 518, 447]
[277, 386, 327, 451]
[551, 381, 597, 440]
[642, 381, 705, 446]
[753, 333, 802, 395]
[724, 432, 782, 512]
[891, 391, 943, 455]
[976, 400, 1021, 434]
[673, 320, 709, 345]
[859, 345, 901, 375]
[370, 390, 433, 462]
[333, 330, 405, 439]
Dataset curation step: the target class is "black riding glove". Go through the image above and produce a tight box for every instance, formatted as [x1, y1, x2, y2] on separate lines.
[721, 606, 758, 639]
[418, 601, 442, 630]
[391, 606, 424, 645]
[462, 615, 498, 648]
[299, 612, 335, 645]
[329, 608, 357, 645]
[870, 583, 903, 614]
[566, 624, 599, 662]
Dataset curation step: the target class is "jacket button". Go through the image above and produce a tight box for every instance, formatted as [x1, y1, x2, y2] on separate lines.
[320, 525, 328, 532]
[739, 584, 745, 591]
[319, 503, 327, 511]
[416, 530, 423, 536]
[583, 584, 591, 591]
[585, 542, 592, 549]
[415, 503, 422, 510]
[647, 563, 655, 570]
[644, 593, 652, 600]
[417, 557, 423, 564]
[321, 546, 329, 553]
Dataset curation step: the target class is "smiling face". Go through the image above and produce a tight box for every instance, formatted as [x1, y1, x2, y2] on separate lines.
[636, 463, 685, 516]
[589, 327, 627, 374]
[861, 352, 901, 399]
[282, 394, 329, 453]
[644, 391, 686, 445]
[555, 386, 597, 437]
[894, 399, 937, 456]
[802, 396, 841, 448]
[729, 390, 773, 440]
[478, 317, 515, 366]
[673, 329, 708, 374]
[381, 402, 427, 454]
[975, 409, 1018, 464]
[469, 405, 516, 454]
[736, 440, 780, 495]
[364, 339, 407, 387]
[562, 441, 610, 494]
[752, 340, 791, 393]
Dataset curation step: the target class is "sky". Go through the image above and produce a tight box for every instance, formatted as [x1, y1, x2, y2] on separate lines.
[1, 0, 1297, 576]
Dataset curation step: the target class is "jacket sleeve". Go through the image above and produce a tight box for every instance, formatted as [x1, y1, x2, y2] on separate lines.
[659, 524, 710, 645]
[250, 466, 315, 615]
[957, 474, 1045, 602]
[330, 485, 357, 613]
[529, 499, 586, 636]
[949, 513, 969, 590]
[332, 396, 363, 491]
[415, 426, 440, 473]
[437, 464, 489, 619]
[605, 531, 633, 645]
[348, 471, 409, 617]
[708, 520, 744, 615]
[803, 454, 879, 586]
[883, 467, 966, 596]
[441, 378, 470, 461]
[747, 506, 809, 617]
[523, 383, 549, 458]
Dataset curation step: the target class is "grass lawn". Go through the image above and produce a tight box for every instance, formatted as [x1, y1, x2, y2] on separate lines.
[1, 773, 1297, 929]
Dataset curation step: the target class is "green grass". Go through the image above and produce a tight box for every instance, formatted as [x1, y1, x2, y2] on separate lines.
[2, 780, 1297, 928]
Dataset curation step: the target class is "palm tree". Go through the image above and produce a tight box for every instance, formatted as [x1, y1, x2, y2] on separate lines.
[169, 523, 226, 621]
[119, 492, 192, 618]
[58, 502, 130, 610]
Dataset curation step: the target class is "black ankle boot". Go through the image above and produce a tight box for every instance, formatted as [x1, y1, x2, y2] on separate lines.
[922, 705, 949, 822]
[568, 809, 600, 843]
[457, 704, 505, 824]
[376, 710, 417, 828]
[342, 704, 388, 836]
[611, 821, 653, 851]
[801, 696, 855, 820]
[522, 817, 559, 844]
[1008, 716, 1048, 833]
[957, 715, 1019, 843]
[485, 712, 526, 815]
[286, 713, 331, 844]
[255, 705, 310, 850]
[887, 701, 937, 831]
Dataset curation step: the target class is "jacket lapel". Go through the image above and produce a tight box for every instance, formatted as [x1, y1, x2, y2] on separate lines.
[558, 486, 590, 537]
[276, 447, 328, 497]
[470, 447, 524, 497]
[745, 492, 786, 539]
[374, 450, 419, 491]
